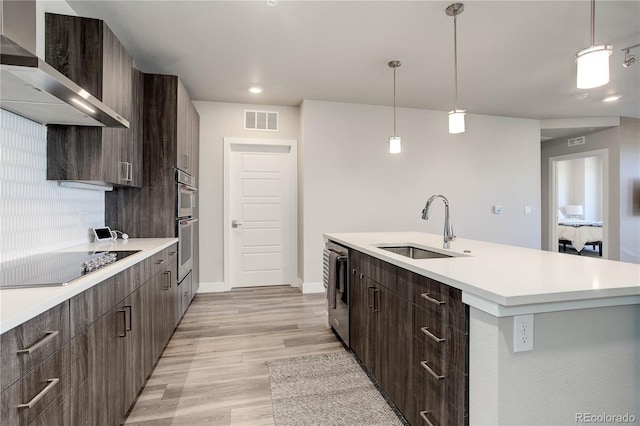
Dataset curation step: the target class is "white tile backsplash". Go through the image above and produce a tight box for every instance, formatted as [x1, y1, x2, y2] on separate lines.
[0, 110, 105, 262]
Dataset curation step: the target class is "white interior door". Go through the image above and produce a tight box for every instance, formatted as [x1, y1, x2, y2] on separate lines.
[229, 144, 291, 288]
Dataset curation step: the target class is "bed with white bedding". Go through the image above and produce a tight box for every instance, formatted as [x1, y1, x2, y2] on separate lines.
[557, 219, 603, 255]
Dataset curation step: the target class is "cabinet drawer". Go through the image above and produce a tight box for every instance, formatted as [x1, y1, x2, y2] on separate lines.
[412, 367, 466, 426]
[149, 245, 178, 278]
[403, 270, 466, 332]
[114, 260, 148, 303]
[413, 307, 467, 371]
[69, 276, 116, 337]
[413, 337, 467, 414]
[1, 303, 70, 392]
[0, 344, 70, 425]
[358, 253, 402, 296]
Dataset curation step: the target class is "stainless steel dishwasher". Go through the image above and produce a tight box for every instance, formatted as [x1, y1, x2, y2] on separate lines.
[323, 241, 349, 347]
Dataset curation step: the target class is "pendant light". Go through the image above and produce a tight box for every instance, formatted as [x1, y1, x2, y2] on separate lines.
[388, 60, 402, 154]
[446, 3, 465, 134]
[575, 0, 612, 89]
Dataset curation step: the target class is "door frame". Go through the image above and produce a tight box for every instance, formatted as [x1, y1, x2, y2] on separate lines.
[223, 137, 298, 290]
[548, 148, 609, 258]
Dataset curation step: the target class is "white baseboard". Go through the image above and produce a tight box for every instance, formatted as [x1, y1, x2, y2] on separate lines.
[198, 280, 323, 294]
[302, 281, 324, 294]
[197, 281, 228, 293]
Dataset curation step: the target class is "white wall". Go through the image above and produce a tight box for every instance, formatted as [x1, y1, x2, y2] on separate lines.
[194, 101, 300, 290]
[0, 110, 105, 262]
[299, 100, 541, 287]
[619, 117, 640, 263]
[470, 305, 640, 425]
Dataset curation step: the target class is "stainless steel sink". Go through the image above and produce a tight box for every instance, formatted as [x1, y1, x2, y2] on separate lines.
[380, 246, 454, 259]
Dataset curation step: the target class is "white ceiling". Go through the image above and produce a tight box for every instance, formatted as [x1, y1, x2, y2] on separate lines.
[67, 0, 640, 121]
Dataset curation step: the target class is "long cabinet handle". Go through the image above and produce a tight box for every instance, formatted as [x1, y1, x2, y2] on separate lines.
[420, 326, 445, 343]
[420, 361, 445, 380]
[118, 310, 127, 337]
[17, 378, 59, 409]
[124, 305, 133, 331]
[421, 292, 445, 306]
[367, 286, 375, 309]
[419, 411, 435, 426]
[372, 289, 380, 313]
[17, 331, 59, 355]
[162, 271, 172, 290]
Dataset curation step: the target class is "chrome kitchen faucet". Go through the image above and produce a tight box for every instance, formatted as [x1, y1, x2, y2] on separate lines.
[421, 194, 456, 249]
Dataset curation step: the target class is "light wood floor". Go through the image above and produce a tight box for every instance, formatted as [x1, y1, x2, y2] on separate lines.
[125, 286, 345, 425]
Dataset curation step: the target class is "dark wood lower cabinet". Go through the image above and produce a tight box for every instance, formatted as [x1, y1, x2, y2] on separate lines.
[69, 250, 178, 426]
[0, 345, 71, 426]
[349, 249, 468, 426]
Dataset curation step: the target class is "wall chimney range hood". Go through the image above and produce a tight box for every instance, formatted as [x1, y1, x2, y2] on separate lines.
[0, 0, 129, 128]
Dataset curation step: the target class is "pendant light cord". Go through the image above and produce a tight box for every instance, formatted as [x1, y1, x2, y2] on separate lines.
[393, 67, 397, 137]
[453, 12, 459, 109]
[590, 0, 595, 46]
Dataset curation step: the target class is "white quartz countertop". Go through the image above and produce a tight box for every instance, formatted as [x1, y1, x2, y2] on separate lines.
[0, 238, 178, 333]
[324, 232, 640, 316]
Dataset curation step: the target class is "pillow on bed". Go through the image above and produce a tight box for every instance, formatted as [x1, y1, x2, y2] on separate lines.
[557, 209, 566, 220]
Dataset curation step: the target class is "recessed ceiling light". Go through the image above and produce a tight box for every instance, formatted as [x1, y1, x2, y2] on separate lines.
[603, 95, 622, 102]
[266, 0, 276, 7]
[249, 85, 263, 94]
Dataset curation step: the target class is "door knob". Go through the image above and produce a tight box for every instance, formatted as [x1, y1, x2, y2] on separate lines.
[232, 220, 243, 228]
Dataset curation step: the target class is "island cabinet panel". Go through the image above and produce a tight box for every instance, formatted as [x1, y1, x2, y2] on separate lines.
[45, 13, 141, 188]
[349, 251, 413, 421]
[348, 249, 469, 426]
[0, 302, 69, 393]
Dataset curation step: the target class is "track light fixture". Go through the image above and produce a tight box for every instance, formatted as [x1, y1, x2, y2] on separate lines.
[622, 44, 640, 68]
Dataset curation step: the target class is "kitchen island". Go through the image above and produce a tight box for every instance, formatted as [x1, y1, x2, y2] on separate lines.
[325, 232, 640, 425]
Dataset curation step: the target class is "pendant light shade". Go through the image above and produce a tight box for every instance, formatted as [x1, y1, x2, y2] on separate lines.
[388, 60, 402, 154]
[446, 3, 465, 134]
[576, 45, 612, 89]
[448, 109, 466, 134]
[575, 0, 612, 89]
[389, 136, 402, 154]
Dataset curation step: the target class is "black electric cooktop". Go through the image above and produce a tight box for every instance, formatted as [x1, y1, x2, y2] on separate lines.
[0, 251, 141, 289]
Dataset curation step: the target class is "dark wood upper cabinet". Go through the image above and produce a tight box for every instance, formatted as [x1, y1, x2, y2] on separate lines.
[45, 13, 142, 188]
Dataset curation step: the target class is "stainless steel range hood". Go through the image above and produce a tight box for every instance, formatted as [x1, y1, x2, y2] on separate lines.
[0, 0, 129, 128]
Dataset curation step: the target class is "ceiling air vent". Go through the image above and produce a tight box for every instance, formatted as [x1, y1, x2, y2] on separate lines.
[245, 110, 279, 132]
[568, 136, 586, 147]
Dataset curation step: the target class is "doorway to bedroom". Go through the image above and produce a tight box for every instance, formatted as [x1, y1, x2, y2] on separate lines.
[549, 149, 609, 259]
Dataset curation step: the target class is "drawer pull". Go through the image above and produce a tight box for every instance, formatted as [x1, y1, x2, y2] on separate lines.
[420, 361, 445, 380]
[419, 410, 435, 426]
[17, 378, 59, 409]
[168, 251, 177, 257]
[421, 292, 445, 306]
[420, 326, 445, 343]
[17, 331, 59, 355]
[156, 258, 167, 265]
[118, 309, 128, 337]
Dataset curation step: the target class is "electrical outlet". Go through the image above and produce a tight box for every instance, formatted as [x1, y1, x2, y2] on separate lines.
[513, 314, 534, 352]
[493, 205, 503, 214]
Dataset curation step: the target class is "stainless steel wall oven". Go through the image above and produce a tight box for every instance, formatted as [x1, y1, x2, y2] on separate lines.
[176, 169, 197, 281]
